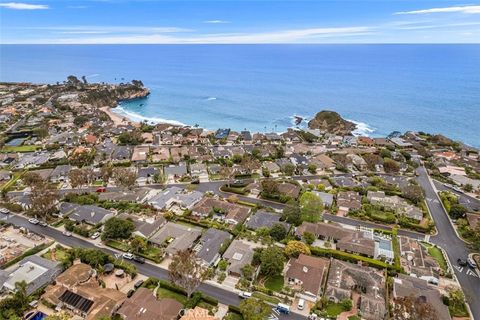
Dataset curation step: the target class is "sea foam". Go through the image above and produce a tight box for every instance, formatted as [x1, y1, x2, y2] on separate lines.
[347, 119, 376, 137]
[113, 106, 186, 126]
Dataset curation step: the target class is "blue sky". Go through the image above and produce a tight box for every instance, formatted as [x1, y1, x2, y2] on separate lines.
[1, 1, 479, 43]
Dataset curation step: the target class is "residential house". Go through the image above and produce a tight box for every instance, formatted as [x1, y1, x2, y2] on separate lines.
[117, 288, 182, 320]
[222, 240, 255, 277]
[111, 146, 132, 162]
[277, 182, 301, 199]
[0, 255, 62, 295]
[147, 187, 203, 211]
[131, 146, 149, 163]
[295, 222, 351, 242]
[392, 275, 451, 320]
[42, 263, 126, 320]
[149, 222, 202, 255]
[0, 170, 11, 181]
[337, 191, 362, 214]
[336, 231, 376, 258]
[263, 161, 281, 174]
[195, 228, 232, 266]
[190, 163, 209, 182]
[284, 254, 330, 300]
[61, 203, 114, 225]
[117, 213, 167, 239]
[311, 154, 336, 171]
[312, 191, 334, 208]
[325, 259, 386, 320]
[137, 166, 160, 185]
[246, 211, 290, 231]
[49, 164, 72, 182]
[192, 198, 251, 225]
[164, 163, 188, 182]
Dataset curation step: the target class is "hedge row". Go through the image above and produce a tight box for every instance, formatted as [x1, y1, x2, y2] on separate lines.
[309, 246, 402, 272]
[221, 186, 248, 195]
[144, 278, 219, 306]
[1, 241, 53, 270]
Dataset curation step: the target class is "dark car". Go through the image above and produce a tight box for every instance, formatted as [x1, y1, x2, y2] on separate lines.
[191, 178, 200, 184]
[457, 258, 468, 267]
[133, 255, 145, 264]
[127, 289, 135, 298]
[134, 280, 144, 289]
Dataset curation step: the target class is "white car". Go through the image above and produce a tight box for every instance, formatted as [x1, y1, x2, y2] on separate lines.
[297, 298, 305, 310]
[123, 253, 134, 260]
[62, 231, 72, 237]
[91, 232, 101, 239]
[28, 218, 39, 225]
[238, 291, 252, 298]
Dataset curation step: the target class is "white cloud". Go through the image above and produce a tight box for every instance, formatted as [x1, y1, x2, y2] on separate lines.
[395, 5, 480, 15]
[20, 26, 372, 44]
[0, 2, 48, 10]
[204, 20, 230, 24]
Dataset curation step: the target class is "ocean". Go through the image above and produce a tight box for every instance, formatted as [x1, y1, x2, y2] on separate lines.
[1, 44, 479, 147]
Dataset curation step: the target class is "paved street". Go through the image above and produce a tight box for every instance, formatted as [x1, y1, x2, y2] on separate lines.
[416, 166, 480, 319]
[0, 212, 302, 320]
[4, 170, 479, 319]
[433, 180, 480, 212]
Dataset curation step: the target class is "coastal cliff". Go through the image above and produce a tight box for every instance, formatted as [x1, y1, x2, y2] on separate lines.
[80, 80, 150, 108]
[308, 110, 356, 135]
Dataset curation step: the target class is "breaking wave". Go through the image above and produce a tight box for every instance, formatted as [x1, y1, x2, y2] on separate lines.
[347, 119, 376, 136]
[113, 106, 186, 126]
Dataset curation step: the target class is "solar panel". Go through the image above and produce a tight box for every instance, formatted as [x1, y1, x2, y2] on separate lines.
[59, 290, 94, 313]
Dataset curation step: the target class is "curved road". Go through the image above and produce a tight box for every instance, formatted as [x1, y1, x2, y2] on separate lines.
[416, 166, 479, 319]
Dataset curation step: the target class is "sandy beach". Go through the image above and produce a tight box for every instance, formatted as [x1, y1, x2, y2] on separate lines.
[100, 106, 140, 127]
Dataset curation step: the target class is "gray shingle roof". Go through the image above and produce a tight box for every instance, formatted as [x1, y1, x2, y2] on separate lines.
[196, 228, 231, 265]
[245, 211, 290, 231]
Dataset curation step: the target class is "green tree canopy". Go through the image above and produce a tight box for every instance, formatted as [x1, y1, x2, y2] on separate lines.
[102, 217, 135, 240]
[269, 223, 287, 242]
[300, 191, 323, 223]
[239, 298, 272, 320]
[260, 246, 286, 277]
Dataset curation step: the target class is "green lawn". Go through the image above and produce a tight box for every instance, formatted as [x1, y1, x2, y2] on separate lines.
[264, 275, 284, 292]
[325, 303, 346, 317]
[423, 243, 447, 272]
[348, 316, 361, 320]
[252, 292, 281, 304]
[1, 145, 40, 153]
[42, 246, 69, 262]
[157, 287, 188, 305]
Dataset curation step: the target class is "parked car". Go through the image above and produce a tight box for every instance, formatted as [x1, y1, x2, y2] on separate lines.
[467, 257, 477, 269]
[239, 292, 252, 298]
[191, 178, 200, 184]
[133, 255, 145, 264]
[134, 280, 144, 289]
[123, 253, 134, 260]
[127, 289, 135, 298]
[39, 221, 48, 227]
[457, 258, 468, 267]
[297, 298, 305, 310]
[62, 231, 72, 237]
[28, 218, 39, 225]
[96, 187, 107, 193]
[0, 208, 9, 215]
[90, 232, 101, 239]
[276, 303, 290, 314]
